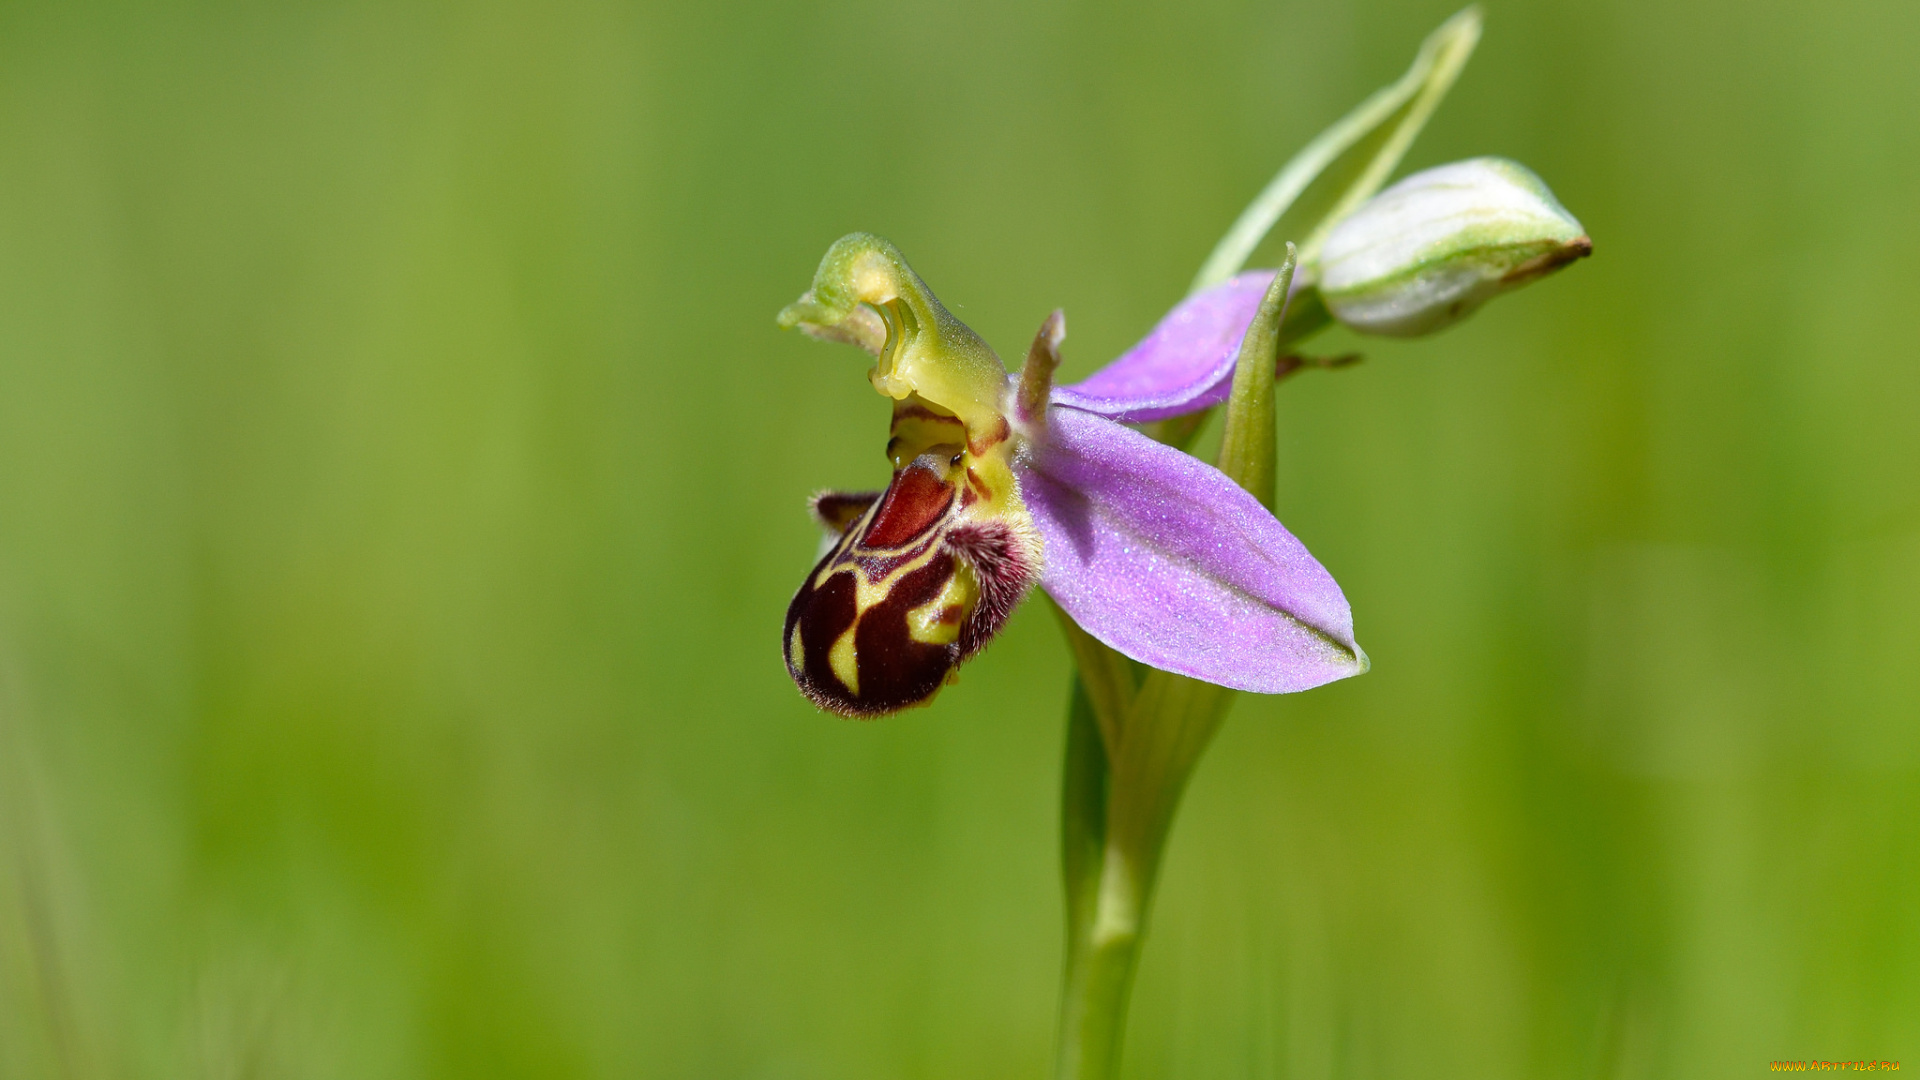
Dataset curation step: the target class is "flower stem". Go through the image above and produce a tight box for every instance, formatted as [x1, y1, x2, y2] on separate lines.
[1054, 673, 1234, 1080]
[1053, 846, 1145, 1080]
[1053, 682, 1127, 1079]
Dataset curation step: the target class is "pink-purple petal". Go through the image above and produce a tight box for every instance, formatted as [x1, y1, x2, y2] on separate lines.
[1020, 405, 1364, 693]
[1050, 271, 1279, 422]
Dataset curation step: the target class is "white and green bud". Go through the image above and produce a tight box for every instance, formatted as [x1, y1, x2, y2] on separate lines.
[1312, 157, 1590, 337]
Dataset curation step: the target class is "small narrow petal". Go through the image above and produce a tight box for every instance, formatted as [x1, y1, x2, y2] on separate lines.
[810, 489, 883, 535]
[1020, 406, 1365, 693]
[1050, 272, 1278, 423]
[1013, 309, 1066, 435]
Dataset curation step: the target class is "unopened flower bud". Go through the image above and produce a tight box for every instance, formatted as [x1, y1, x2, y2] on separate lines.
[1313, 157, 1590, 337]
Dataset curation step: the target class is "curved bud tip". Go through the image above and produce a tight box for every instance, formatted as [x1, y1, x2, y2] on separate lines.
[775, 233, 915, 352]
[777, 233, 1013, 438]
[1314, 157, 1590, 337]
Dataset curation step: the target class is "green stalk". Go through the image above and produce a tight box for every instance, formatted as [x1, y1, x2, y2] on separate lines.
[1189, 7, 1481, 292]
[1054, 674, 1234, 1080]
[1051, 674, 1124, 1080]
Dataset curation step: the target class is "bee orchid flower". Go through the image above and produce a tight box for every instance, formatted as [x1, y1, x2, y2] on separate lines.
[770, 15, 1595, 1079]
[779, 233, 1365, 718]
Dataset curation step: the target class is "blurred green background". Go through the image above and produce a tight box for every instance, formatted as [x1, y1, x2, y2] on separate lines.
[1, 0, 1915, 1076]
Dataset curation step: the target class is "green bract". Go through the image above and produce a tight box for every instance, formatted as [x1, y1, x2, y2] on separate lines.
[1312, 156, 1590, 337]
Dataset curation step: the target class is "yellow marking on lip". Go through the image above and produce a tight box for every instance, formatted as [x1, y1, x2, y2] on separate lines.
[851, 543, 943, 613]
[828, 625, 859, 695]
[788, 622, 804, 669]
[907, 565, 978, 646]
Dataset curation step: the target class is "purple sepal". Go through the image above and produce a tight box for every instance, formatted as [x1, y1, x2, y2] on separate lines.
[1020, 406, 1364, 693]
[1051, 271, 1282, 422]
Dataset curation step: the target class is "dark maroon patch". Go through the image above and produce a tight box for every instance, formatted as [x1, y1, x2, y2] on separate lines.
[849, 552, 962, 714]
[861, 460, 954, 548]
[810, 490, 882, 535]
[784, 558, 861, 712]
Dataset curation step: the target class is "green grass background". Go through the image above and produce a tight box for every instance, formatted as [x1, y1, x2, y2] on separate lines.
[1, 0, 1915, 1076]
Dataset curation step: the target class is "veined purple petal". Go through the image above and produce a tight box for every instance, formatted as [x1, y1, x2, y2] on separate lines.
[1051, 271, 1283, 422]
[1020, 405, 1364, 693]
